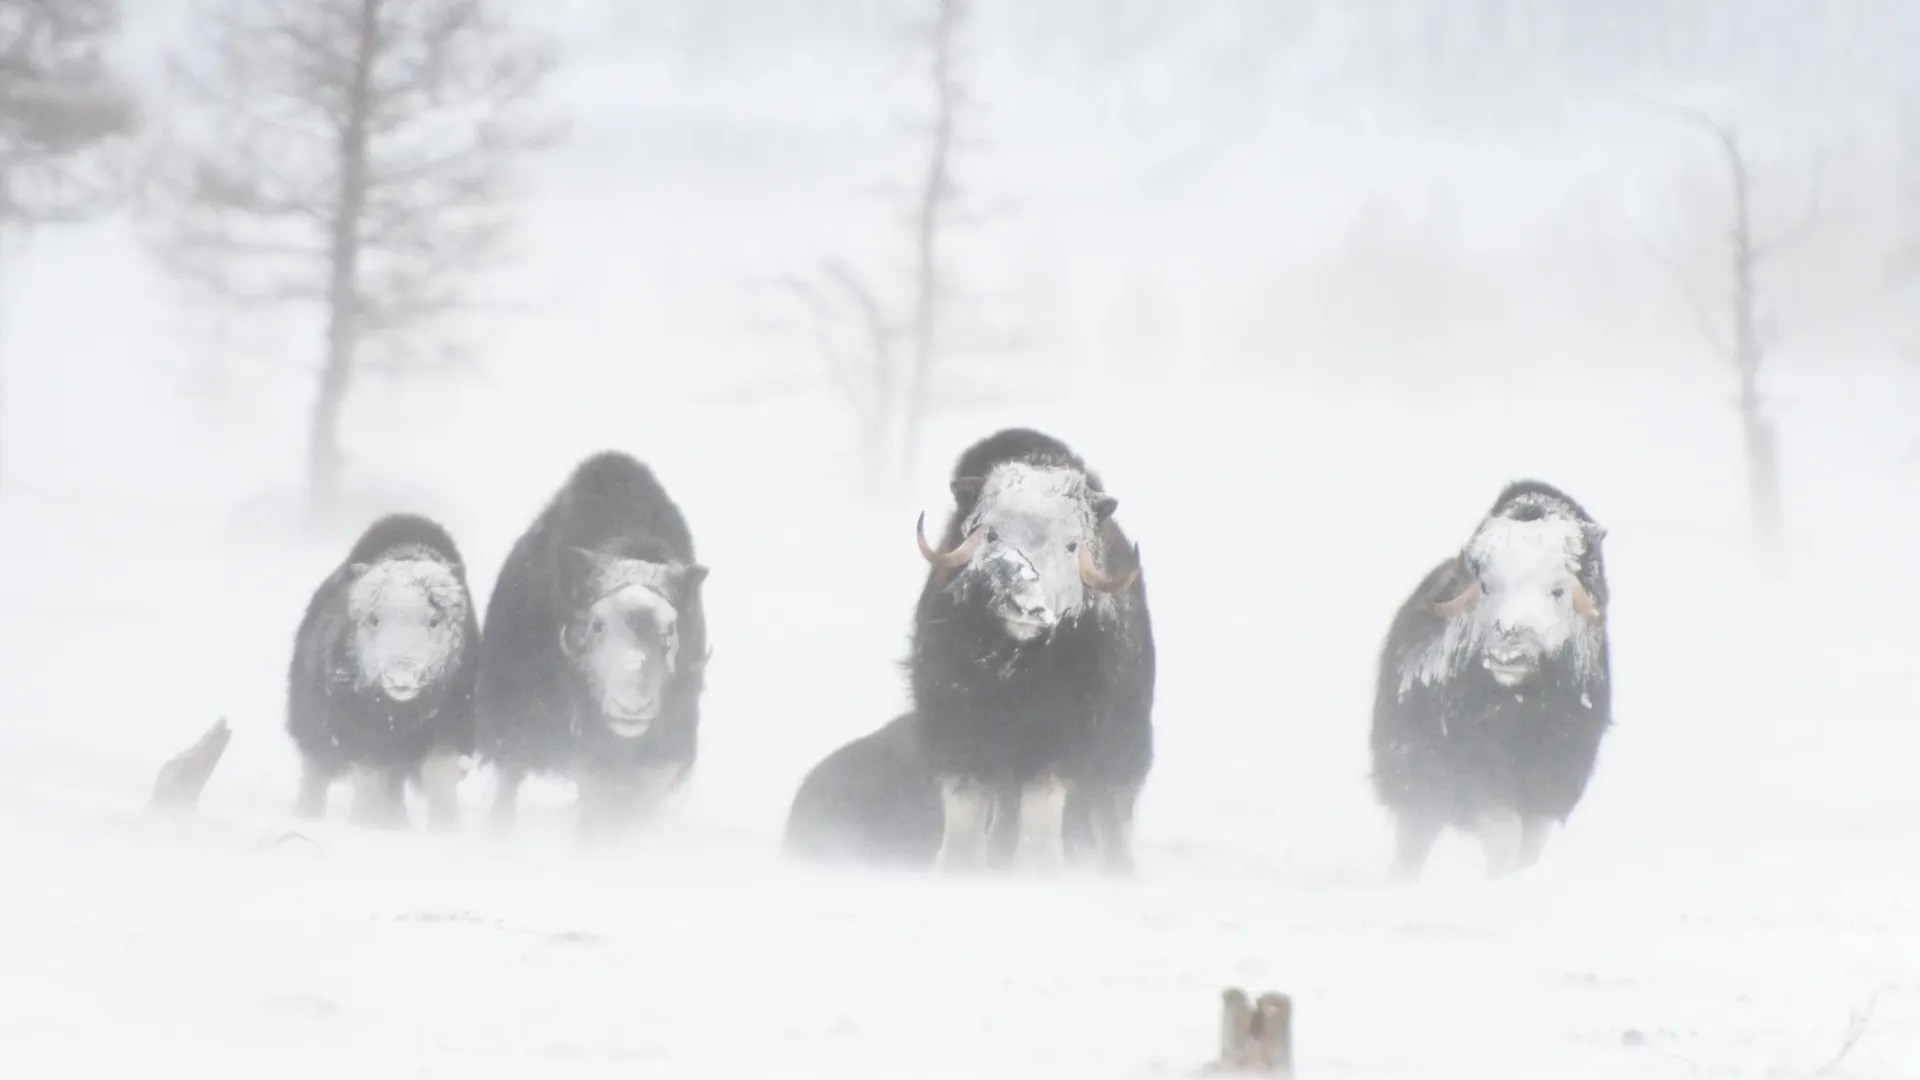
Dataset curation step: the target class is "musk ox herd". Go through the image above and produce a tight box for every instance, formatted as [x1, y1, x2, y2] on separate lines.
[281, 427, 1614, 881]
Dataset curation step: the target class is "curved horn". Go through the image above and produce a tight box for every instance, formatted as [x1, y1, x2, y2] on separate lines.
[1568, 576, 1602, 623]
[1079, 541, 1140, 593]
[916, 513, 986, 570]
[1423, 578, 1483, 619]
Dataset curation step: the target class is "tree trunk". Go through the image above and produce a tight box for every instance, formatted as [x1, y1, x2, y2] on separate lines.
[1739, 377, 1784, 575]
[307, 0, 381, 518]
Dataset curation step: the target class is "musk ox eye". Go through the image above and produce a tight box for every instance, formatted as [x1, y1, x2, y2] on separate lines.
[1551, 587, 1567, 600]
[1065, 541, 1078, 553]
[590, 617, 607, 636]
[427, 612, 443, 629]
[367, 614, 381, 628]
[986, 528, 1001, 543]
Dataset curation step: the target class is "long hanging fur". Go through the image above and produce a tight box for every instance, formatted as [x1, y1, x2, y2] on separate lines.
[472, 451, 710, 831]
[1369, 480, 1613, 875]
[909, 428, 1156, 870]
[285, 513, 481, 816]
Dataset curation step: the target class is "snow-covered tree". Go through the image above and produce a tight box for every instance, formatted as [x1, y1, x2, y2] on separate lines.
[0, 0, 140, 483]
[143, 0, 560, 516]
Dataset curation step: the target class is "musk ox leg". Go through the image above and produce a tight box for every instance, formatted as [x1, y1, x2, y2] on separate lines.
[417, 749, 465, 831]
[576, 763, 683, 839]
[295, 763, 332, 820]
[1390, 814, 1442, 883]
[1079, 783, 1141, 876]
[1476, 807, 1527, 878]
[1519, 814, 1557, 870]
[348, 765, 409, 830]
[934, 776, 998, 870]
[1014, 775, 1070, 872]
[489, 767, 525, 834]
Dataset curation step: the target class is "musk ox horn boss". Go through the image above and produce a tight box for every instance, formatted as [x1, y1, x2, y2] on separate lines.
[1369, 479, 1613, 880]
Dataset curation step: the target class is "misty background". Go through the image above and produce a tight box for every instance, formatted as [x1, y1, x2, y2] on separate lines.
[8, 1, 1918, 522]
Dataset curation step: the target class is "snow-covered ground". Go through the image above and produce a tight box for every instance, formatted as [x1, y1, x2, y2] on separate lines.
[2, 369, 1917, 1078]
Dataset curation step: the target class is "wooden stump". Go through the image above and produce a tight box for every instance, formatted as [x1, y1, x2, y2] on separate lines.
[150, 718, 233, 813]
[1209, 986, 1294, 1076]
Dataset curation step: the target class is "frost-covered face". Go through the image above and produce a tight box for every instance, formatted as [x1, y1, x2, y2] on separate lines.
[1426, 499, 1605, 688]
[346, 556, 468, 703]
[561, 549, 708, 738]
[917, 464, 1137, 643]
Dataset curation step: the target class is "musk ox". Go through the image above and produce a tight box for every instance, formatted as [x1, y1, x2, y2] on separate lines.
[783, 713, 943, 867]
[909, 428, 1155, 873]
[782, 712, 1136, 870]
[286, 513, 480, 829]
[473, 450, 709, 837]
[1370, 479, 1612, 880]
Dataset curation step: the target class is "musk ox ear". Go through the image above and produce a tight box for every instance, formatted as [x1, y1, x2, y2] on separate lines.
[673, 564, 710, 593]
[950, 476, 985, 506]
[1090, 493, 1120, 522]
[1582, 521, 1608, 545]
[349, 562, 373, 578]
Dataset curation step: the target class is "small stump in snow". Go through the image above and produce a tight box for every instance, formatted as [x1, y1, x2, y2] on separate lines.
[151, 718, 233, 813]
[1208, 987, 1294, 1076]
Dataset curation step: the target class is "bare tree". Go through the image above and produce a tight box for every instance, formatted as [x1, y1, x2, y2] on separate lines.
[733, 0, 1026, 501]
[0, 0, 140, 484]
[142, 0, 559, 515]
[1633, 105, 1820, 574]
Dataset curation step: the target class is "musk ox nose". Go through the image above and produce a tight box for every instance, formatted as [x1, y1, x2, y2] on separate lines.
[1014, 596, 1056, 624]
[381, 661, 428, 700]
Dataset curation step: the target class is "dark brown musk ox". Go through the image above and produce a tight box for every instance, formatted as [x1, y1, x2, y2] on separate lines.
[471, 450, 710, 838]
[285, 513, 481, 829]
[782, 429, 1155, 874]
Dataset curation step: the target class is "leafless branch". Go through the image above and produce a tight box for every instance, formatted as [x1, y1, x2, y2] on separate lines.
[141, 0, 562, 506]
[1755, 152, 1825, 261]
[1620, 214, 1733, 363]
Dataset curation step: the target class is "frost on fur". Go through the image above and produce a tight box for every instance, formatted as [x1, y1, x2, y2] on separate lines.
[1370, 480, 1614, 881]
[345, 552, 471, 702]
[285, 514, 482, 830]
[909, 428, 1154, 876]
[1398, 486, 1607, 696]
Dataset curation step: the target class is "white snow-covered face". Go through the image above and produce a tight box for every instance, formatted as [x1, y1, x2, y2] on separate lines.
[1447, 504, 1605, 687]
[926, 464, 1132, 643]
[561, 552, 705, 739]
[346, 557, 468, 703]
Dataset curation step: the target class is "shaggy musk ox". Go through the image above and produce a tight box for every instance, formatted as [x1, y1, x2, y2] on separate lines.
[1370, 480, 1612, 880]
[909, 428, 1155, 873]
[473, 451, 709, 836]
[783, 713, 943, 867]
[286, 513, 480, 829]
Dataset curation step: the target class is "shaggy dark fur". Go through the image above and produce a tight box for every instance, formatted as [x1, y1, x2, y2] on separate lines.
[472, 450, 709, 835]
[783, 713, 943, 867]
[910, 427, 1156, 872]
[1369, 479, 1613, 879]
[782, 712, 1134, 869]
[285, 512, 480, 827]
